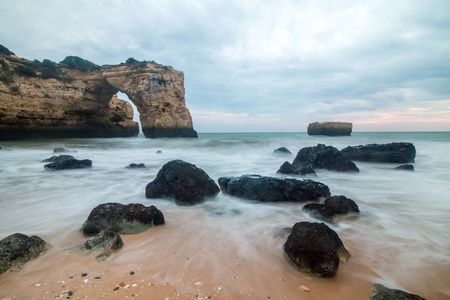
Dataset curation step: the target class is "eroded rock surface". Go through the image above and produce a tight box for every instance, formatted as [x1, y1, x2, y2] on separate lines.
[307, 121, 352, 136]
[371, 284, 426, 300]
[77, 230, 124, 262]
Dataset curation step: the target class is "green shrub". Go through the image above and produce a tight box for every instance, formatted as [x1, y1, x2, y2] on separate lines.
[0, 71, 14, 84]
[60, 56, 100, 72]
[0, 45, 14, 56]
[40, 59, 62, 80]
[126, 57, 137, 64]
[15, 64, 37, 77]
[0, 58, 9, 70]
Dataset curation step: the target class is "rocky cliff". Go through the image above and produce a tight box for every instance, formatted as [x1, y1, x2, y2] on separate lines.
[0, 46, 197, 140]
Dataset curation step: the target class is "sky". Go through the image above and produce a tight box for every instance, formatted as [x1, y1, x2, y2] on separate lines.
[1, 0, 449, 132]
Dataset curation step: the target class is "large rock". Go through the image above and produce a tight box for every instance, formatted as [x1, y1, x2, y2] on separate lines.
[44, 158, 92, 170]
[278, 144, 359, 175]
[145, 160, 220, 205]
[371, 284, 426, 300]
[341, 142, 416, 163]
[302, 195, 360, 222]
[218, 175, 330, 202]
[81, 203, 165, 236]
[307, 121, 352, 136]
[0, 45, 196, 140]
[0, 233, 51, 276]
[284, 222, 349, 277]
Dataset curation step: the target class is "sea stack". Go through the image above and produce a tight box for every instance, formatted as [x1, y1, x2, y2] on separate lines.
[307, 121, 352, 136]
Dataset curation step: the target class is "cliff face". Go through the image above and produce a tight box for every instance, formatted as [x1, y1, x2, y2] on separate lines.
[0, 48, 197, 140]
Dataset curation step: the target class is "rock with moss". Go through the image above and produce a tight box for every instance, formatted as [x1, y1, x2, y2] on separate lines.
[371, 284, 426, 300]
[75, 230, 124, 262]
[0, 233, 51, 276]
[81, 203, 165, 236]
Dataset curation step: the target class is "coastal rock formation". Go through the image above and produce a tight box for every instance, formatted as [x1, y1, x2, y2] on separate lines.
[284, 222, 349, 277]
[77, 230, 124, 262]
[307, 121, 352, 136]
[41, 154, 76, 162]
[0, 45, 197, 140]
[302, 195, 360, 222]
[44, 158, 92, 170]
[126, 163, 146, 169]
[278, 144, 359, 175]
[394, 164, 414, 171]
[81, 203, 165, 235]
[341, 142, 416, 163]
[371, 284, 426, 300]
[146, 160, 220, 205]
[218, 175, 330, 202]
[0, 233, 51, 276]
[273, 147, 292, 155]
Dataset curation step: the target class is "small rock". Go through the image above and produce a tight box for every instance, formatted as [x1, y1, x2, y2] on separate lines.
[35, 284, 41, 287]
[113, 287, 120, 292]
[273, 147, 292, 155]
[81, 273, 88, 277]
[53, 147, 78, 153]
[156, 150, 162, 154]
[94, 276, 101, 280]
[300, 285, 310, 292]
[130, 271, 135, 275]
[371, 284, 425, 300]
[126, 163, 146, 169]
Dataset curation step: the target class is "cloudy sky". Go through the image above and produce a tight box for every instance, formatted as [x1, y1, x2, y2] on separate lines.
[1, 0, 449, 132]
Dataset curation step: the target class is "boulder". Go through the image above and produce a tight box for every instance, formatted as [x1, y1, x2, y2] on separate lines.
[303, 195, 360, 222]
[0, 233, 51, 276]
[278, 144, 359, 175]
[53, 147, 77, 153]
[81, 203, 165, 236]
[126, 163, 146, 169]
[78, 230, 124, 262]
[41, 154, 76, 162]
[284, 222, 349, 277]
[394, 164, 414, 171]
[307, 121, 352, 136]
[44, 158, 92, 170]
[341, 142, 416, 163]
[273, 147, 292, 155]
[218, 175, 330, 202]
[371, 284, 426, 300]
[145, 160, 220, 205]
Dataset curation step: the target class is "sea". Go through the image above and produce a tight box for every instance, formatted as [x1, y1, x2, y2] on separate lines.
[0, 132, 449, 299]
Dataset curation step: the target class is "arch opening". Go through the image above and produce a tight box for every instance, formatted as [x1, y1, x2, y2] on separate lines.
[115, 91, 143, 136]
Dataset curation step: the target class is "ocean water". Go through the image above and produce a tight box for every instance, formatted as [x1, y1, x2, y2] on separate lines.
[0, 132, 449, 298]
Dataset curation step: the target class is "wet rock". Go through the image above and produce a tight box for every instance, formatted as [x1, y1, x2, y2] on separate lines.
[371, 284, 426, 300]
[0, 233, 51, 276]
[218, 175, 330, 202]
[284, 222, 349, 278]
[79, 230, 124, 261]
[303, 195, 360, 222]
[156, 150, 162, 154]
[81, 202, 165, 235]
[53, 147, 78, 153]
[341, 142, 416, 163]
[307, 121, 352, 136]
[394, 164, 414, 171]
[126, 163, 146, 169]
[41, 154, 76, 163]
[273, 147, 292, 155]
[278, 144, 359, 175]
[44, 158, 92, 170]
[145, 160, 220, 205]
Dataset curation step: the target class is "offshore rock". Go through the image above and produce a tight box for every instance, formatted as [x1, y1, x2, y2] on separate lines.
[146, 160, 220, 205]
[307, 121, 352, 136]
[303, 195, 360, 222]
[41, 154, 76, 162]
[284, 222, 349, 278]
[0, 233, 51, 276]
[218, 175, 330, 202]
[273, 147, 292, 155]
[371, 284, 426, 300]
[44, 158, 92, 170]
[81, 203, 165, 235]
[126, 163, 146, 169]
[394, 164, 414, 171]
[341, 142, 416, 163]
[0, 45, 196, 140]
[278, 144, 359, 175]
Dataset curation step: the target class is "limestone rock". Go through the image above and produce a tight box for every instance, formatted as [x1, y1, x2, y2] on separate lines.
[284, 222, 349, 277]
[81, 203, 165, 235]
[218, 175, 330, 202]
[0, 233, 51, 276]
[371, 284, 426, 300]
[307, 121, 352, 136]
[145, 160, 220, 205]
[302, 195, 360, 222]
[341, 142, 416, 163]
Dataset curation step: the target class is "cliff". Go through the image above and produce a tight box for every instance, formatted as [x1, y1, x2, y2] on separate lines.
[0, 46, 197, 140]
[307, 121, 352, 136]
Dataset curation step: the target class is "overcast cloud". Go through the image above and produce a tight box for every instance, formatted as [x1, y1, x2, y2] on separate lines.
[1, 0, 449, 132]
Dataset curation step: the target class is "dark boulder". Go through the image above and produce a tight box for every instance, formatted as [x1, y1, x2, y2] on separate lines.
[81, 203, 165, 236]
[273, 147, 292, 155]
[371, 284, 426, 300]
[278, 144, 359, 175]
[78, 230, 124, 261]
[341, 142, 416, 163]
[307, 121, 352, 136]
[41, 154, 76, 163]
[0, 233, 51, 276]
[44, 158, 92, 170]
[277, 161, 316, 175]
[394, 164, 414, 171]
[303, 195, 359, 222]
[284, 222, 349, 277]
[218, 175, 330, 202]
[53, 147, 78, 153]
[145, 160, 220, 205]
[126, 163, 146, 169]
